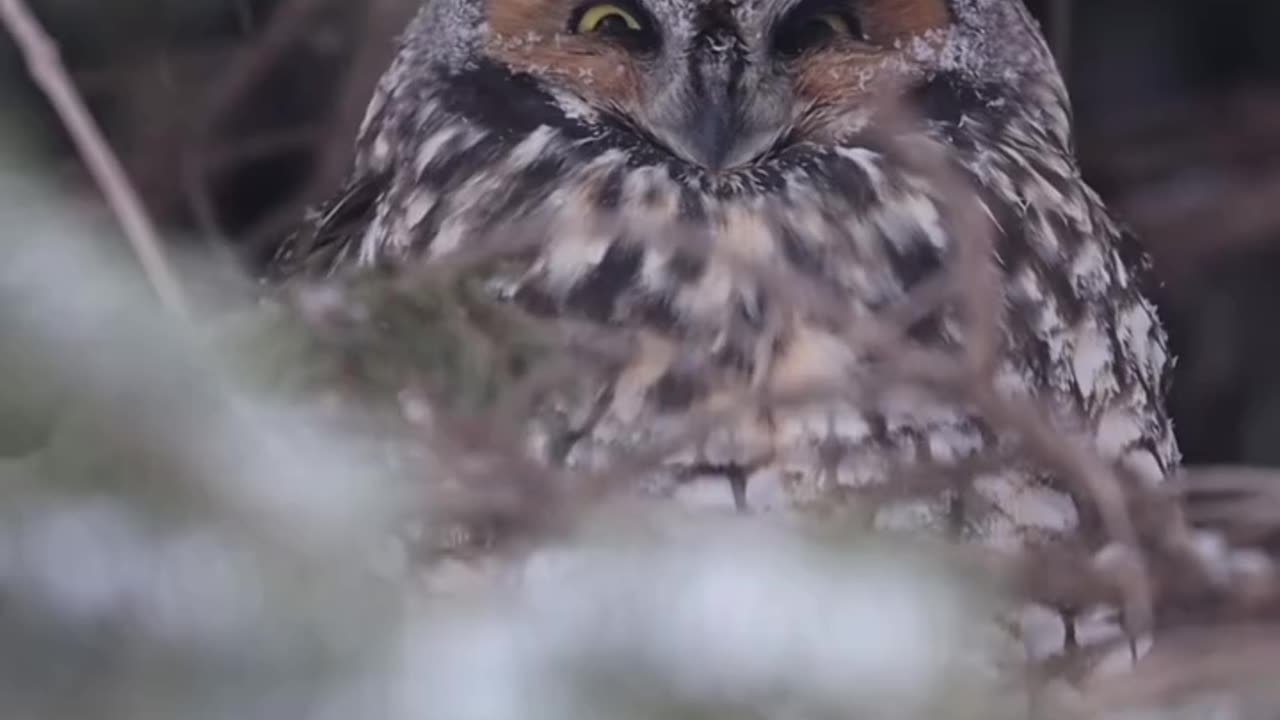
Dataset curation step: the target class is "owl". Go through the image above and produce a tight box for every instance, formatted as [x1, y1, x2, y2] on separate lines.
[271, 0, 1178, 568]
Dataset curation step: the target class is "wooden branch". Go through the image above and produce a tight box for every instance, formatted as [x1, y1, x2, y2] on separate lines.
[1, 0, 190, 318]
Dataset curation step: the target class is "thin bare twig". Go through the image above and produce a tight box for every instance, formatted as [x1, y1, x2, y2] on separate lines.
[1, 0, 189, 318]
[183, 0, 329, 240]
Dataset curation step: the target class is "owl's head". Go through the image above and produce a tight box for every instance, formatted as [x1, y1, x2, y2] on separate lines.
[368, 0, 1068, 179]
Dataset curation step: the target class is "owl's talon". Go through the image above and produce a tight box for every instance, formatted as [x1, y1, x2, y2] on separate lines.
[1061, 609, 1078, 651]
[728, 468, 748, 512]
[672, 462, 752, 512]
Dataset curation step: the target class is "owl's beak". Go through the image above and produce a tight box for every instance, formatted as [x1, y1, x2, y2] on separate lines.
[682, 85, 761, 172]
[653, 31, 782, 172]
[667, 70, 781, 173]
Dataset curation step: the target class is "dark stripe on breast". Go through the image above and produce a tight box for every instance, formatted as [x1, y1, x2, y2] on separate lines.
[667, 249, 707, 282]
[648, 370, 703, 412]
[880, 226, 944, 292]
[566, 241, 643, 322]
[777, 223, 825, 277]
[479, 155, 568, 233]
[822, 153, 879, 214]
[416, 134, 507, 192]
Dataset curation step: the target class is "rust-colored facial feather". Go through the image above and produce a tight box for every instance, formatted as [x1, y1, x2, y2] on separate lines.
[859, 0, 950, 40]
[487, 0, 643, 108]
[486, 0, 950, 141]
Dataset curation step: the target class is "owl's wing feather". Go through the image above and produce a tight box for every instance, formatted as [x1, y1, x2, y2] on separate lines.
[270, 171, 389, 279]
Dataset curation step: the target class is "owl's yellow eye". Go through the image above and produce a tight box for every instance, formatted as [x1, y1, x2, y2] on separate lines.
[811, 12, 851, 36]
[569, 1, 660, 52]
[772, 2, 863, 57]
[575, 3, 643, 34]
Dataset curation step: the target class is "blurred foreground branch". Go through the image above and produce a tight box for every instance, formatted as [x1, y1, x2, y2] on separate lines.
[1, 0, 189, 317]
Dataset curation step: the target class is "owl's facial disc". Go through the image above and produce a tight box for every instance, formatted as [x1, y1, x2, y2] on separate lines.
[488, 0, 951, 171]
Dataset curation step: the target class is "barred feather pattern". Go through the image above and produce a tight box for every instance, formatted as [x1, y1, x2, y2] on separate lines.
[271, 0, 1178, 554]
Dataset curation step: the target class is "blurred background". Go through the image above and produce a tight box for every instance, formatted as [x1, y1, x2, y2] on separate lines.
[3, 0, 1280, 468]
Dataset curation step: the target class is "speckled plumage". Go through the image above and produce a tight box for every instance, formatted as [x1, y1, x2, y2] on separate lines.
[272, 0, 1178, 553]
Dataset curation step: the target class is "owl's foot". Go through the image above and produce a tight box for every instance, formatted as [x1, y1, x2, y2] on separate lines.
[1019, 603, 1154, 685]
[672, 462, 750, 512]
